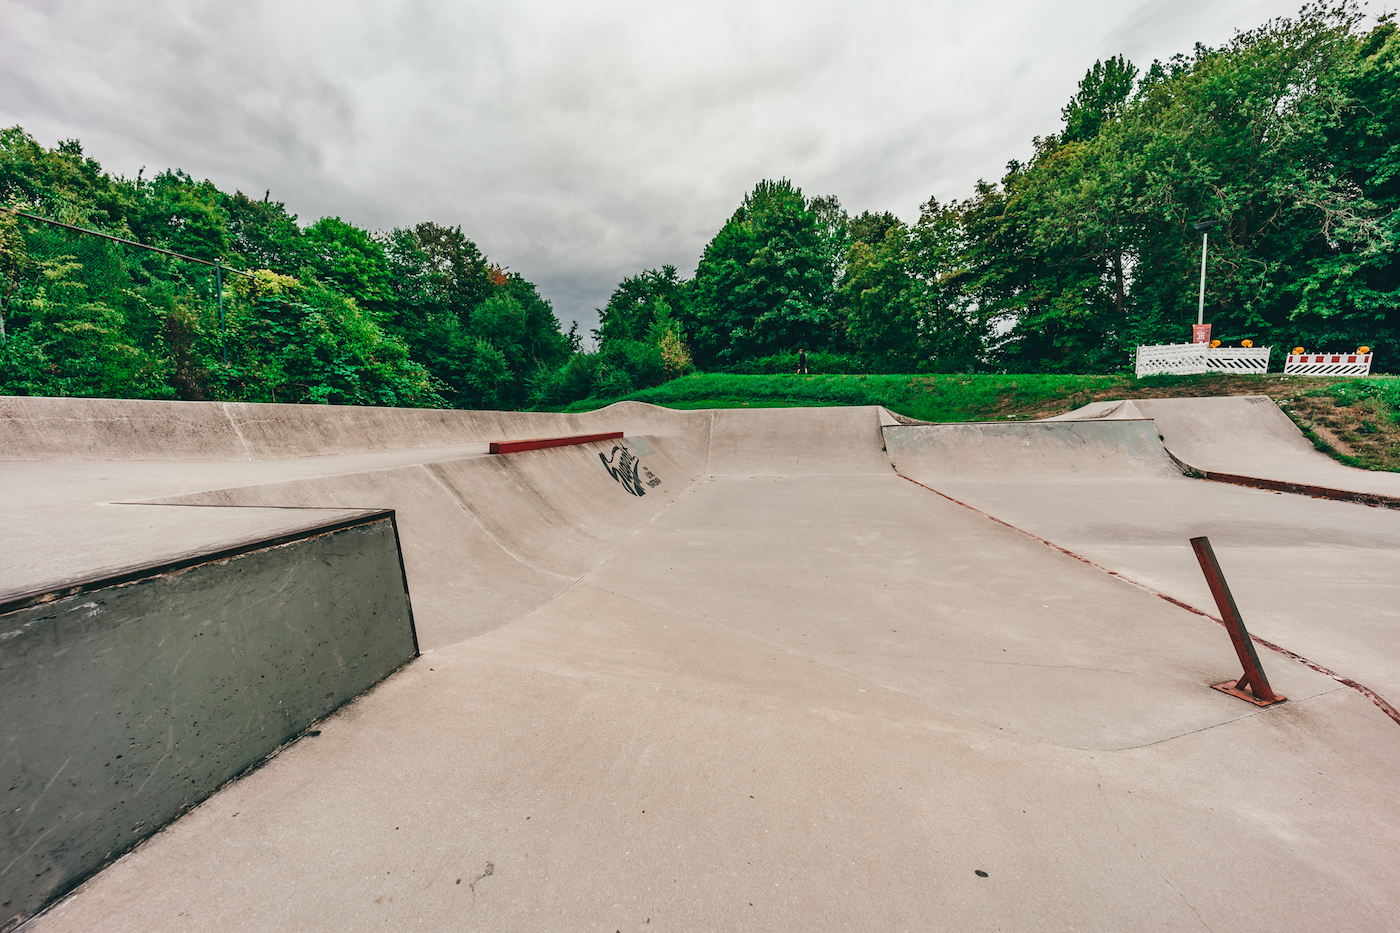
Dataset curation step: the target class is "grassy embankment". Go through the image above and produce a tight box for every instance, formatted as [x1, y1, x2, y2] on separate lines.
[548, 372, 1400, 472]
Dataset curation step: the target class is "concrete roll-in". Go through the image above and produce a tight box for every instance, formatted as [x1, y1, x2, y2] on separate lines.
[0, 396, 711, 464]
[143, 432, 705, 648]
[887, 403, 1400, 707]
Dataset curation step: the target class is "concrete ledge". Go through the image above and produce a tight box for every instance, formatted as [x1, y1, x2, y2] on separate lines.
[0, 512, 418, 930]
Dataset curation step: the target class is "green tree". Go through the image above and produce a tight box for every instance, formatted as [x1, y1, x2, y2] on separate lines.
[842, 216, 921, 370]
[1062, 55, 1139, 142]
[910, 197, 987, 371]
[689, 179, 845, 367]
[597, 265, 689, 346]
[0, 127, 570, 407]
[301, 216, 392, 315]
[1123, 3, 1390, 351]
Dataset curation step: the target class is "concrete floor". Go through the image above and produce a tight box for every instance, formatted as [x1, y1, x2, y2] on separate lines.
[5, 397, 1399, 931]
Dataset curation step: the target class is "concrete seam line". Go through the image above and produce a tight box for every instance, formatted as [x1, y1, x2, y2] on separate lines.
[704, 409, 715, 477]
[896, 473, 1400, 728]
[221, 402, 256, 461]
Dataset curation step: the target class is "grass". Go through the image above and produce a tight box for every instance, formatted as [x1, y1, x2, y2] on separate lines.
[1278, 379, 1400, 472]
[547, 371, 1400, 471]
[557, 372, 1127, 422]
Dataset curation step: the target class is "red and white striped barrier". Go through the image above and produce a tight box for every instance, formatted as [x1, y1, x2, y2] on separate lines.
[1284, 353, 1372, 377]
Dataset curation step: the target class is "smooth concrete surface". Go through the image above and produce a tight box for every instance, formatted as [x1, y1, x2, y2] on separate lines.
[705, 406, 891, 475]
[887, 420, 1400, 702]
[1, 515, 417, 928]
[885, 419, 1179, 481]
[1054, 395, 1400, 497]
[137, 437, 707, 648]
[4, 396, 1398, 931]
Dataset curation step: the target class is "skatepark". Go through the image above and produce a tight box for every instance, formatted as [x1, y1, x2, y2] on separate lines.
[3, 394, 1398, 931]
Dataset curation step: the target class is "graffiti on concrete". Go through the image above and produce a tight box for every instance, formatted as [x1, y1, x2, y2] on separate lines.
[600, 444, 662, 496]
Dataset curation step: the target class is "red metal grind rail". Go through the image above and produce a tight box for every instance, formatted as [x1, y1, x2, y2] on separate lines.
[489, 431, 623, 455]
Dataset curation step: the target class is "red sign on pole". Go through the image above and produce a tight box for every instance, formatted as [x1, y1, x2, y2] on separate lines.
[1192, 324, 1212, 344]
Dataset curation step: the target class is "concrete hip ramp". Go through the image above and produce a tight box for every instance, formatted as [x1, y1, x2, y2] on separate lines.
[3, 396, 1399, 933]
[1051, 394, 1400, 503]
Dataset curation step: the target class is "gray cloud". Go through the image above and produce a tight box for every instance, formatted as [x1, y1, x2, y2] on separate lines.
[1, 0, 1306, 334]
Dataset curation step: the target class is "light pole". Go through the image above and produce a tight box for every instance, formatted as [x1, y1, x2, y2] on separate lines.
[1193, 219, 1218, 329]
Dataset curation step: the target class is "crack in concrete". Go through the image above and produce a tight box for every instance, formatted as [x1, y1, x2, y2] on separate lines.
[1091, 769, 1219, 933]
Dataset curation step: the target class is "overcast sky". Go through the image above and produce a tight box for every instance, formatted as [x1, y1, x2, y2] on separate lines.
[2, 0, 1314, 335]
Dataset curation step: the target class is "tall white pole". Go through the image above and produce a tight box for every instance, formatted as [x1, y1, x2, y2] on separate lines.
[1197, 232, 1209, 326]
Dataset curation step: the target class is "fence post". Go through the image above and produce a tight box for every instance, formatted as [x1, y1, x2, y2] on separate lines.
[216, 259, 226, 365]
[1189, 536, 1285, 706]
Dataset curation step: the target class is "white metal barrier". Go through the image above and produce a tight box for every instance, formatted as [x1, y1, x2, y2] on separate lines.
[1284, 352, 1373, 376]
[1135, 344, 1272, 377]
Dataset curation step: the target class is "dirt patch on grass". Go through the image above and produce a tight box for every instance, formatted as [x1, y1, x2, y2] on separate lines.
[1278, 393, 1400, 472]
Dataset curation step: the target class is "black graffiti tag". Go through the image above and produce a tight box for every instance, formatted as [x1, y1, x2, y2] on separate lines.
[599, 445, 649, 496]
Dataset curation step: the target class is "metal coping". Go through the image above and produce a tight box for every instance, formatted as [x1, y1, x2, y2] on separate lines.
[882, 418, 1160, 427]
[489, 431, 624, 455]
[0, 509, 419, 655]
[1198, 469, 1400, 511]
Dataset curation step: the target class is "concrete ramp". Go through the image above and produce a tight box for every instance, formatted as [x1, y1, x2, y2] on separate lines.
[885, 399, 1400, 711]
[705, 405, 889, 474]
[0, 397, 711, 463]
[1043, 398, 1148, 421]
[1053, 395, 1400, 503]
[144, 432, 706, 649]
[886, 419, 1179, 483]
[6, 396, 1400, 933]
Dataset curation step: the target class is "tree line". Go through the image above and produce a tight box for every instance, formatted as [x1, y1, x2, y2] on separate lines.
[567, 2, 1397, 400]
[2, 3, 1395, 409]
[0, 133, 574, 406]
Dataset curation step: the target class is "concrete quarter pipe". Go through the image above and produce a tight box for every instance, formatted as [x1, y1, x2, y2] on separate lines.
[2, 396, 1397, 932]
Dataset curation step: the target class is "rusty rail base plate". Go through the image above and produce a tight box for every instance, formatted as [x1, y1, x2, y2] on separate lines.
[1212, 681, 1287, 707]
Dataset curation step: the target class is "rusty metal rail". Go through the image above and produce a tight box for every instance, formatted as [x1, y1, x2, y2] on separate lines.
[1190, 535, 1286, 706]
